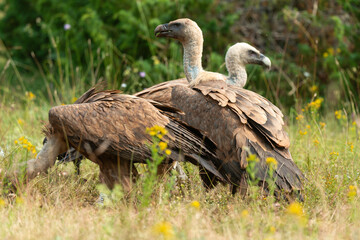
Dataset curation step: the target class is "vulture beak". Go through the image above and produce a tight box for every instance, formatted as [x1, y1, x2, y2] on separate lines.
[259, 54, 271, 70]
[154, 23, 171, 38]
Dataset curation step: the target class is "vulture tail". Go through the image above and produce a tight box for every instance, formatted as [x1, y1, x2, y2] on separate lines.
[248, 140, 305, 201]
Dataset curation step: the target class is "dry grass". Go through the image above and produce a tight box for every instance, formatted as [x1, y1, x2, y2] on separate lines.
[0, 98, 359, 240]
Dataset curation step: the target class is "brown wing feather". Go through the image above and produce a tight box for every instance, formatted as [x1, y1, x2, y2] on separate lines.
[49, 92, 225, 181]
[135, 79, 303, 195]
[193, 81, 290, 149]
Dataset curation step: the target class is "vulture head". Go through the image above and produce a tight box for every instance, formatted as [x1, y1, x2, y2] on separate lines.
[154, 18, 203, 44]
[226, 42, 271, 70]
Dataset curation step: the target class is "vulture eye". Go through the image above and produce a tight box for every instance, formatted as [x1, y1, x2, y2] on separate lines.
[248, 50, 257, 56]
[172, 22, 181, 27]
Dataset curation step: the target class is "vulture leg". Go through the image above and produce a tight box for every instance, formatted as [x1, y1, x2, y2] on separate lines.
[157, 162, 188, 183]
[99, 159, 139, 192]
[230, 174, 248, 196]
[73, 159, 81, 175]
[174, 162, 188, 182]
[26, 134, 67, 180]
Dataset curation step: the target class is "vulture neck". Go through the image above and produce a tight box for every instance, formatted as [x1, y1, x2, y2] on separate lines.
[182, 38, 204, 83]
[226, 61, 247, 87]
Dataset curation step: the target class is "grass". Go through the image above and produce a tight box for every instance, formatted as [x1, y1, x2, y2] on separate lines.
[0, 83, 359, 240]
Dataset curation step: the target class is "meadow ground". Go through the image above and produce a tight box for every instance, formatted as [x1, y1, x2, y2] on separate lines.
[0, 92, 359, 240]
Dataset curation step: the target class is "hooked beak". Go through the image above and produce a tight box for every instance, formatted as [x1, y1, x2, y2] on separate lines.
[154, 23, 171, 38]
[259, 54, 271, 70]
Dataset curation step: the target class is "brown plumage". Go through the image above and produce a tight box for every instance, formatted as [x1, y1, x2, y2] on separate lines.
[135, 18, 304, 199]
[26, 86, 226, 190]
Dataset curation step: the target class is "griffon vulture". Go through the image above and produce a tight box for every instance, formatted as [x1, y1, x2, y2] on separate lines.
[135, 18, 304, 199]
[21, 86, 227, 191]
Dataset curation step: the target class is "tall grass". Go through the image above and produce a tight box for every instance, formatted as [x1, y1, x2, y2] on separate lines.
[0, 102, 359, 239]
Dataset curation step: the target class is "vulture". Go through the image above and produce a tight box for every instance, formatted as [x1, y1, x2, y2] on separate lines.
[134, 18, 305, 199]
[56, 42, 271, 177]
[23, 86, 227, 191]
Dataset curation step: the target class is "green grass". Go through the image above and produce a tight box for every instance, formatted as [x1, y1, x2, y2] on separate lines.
[0, 85, 359, 240]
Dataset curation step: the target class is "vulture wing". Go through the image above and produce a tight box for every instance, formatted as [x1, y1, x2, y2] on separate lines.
[136, 79, 304, 195]
[48, 90, 226, 183]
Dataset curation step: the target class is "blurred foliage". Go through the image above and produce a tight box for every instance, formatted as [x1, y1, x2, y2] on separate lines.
[0, 0, 359, 112]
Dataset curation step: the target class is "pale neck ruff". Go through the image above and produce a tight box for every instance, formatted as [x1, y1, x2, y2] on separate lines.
[226, 63, 247, 87]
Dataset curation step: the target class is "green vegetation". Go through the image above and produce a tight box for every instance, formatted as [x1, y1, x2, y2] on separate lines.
[0, 0, 359, 239]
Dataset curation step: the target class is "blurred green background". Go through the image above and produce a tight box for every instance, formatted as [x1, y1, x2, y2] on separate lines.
[0, 0, 359, 113]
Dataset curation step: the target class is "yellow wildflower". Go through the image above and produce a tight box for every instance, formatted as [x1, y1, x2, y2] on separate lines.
[190, 200, 200, 210]
[313, 139, 319, 146]
[152, 56, 160, 65]
[309, 85, 318, 93]
[319, 122, 326, 128]
[123, 68, 131, 77]
[17, 118, 24, 125]
[352, 121, 357, 126]
[306, 125, 311, 129]
[327, 48, 334, 55]
[269, 226, 276, 233]
[299, 130, 307, 136]
[306, 98, 323, 111]
[323, 52, 329, 58]
[286, 202, 304, 217]
[25, 91, 36, 101]
[0, 198, 5, 208]
[241, 209, 249, 218]
[14, 136, 37, 157]
[148, 131, 156, 136]
[165, 149, 171, 155]
[147, 125, 168, 138]
[159, 141, 168, 151]
[247, 154, 259, 162]
[152, 221, 174, 239]
[330, 151, 339, 156]
[71, 97, 78, 103]
[336, 48, 341, 53]
[266, 157, 277, 167]
[348, 185, 357, 200]
[348, 142, 354, 152]
[335, 110, 340, 119]
[296, 114, 304, 121]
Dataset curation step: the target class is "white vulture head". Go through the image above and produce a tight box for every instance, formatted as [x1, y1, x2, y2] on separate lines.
[154, 18, 203, 45]
[225, 42, 271, 87]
